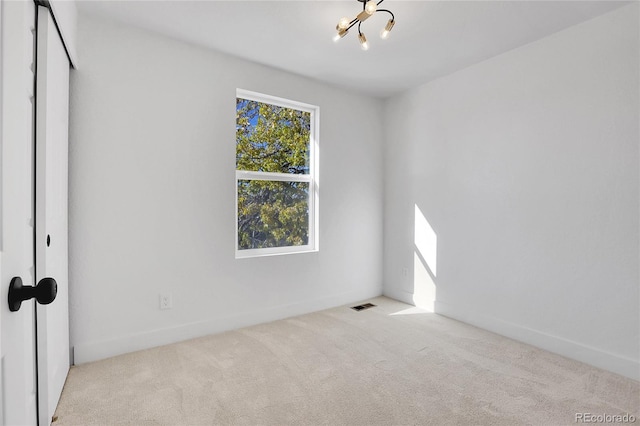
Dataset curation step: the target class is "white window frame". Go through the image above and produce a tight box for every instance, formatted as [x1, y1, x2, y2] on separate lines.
[235, 89, 319, 259]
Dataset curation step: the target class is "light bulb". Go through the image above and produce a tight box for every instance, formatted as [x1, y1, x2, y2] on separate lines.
[333, 28, 348, 42]
[365, 0, 377, 15]
[380, 19, 395, 39]
[359, 33, 369, 51]
[338, 17, 350, 30]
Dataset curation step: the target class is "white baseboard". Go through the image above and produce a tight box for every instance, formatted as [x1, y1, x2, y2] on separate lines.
[433, 300, 639, 381]
[73, 288, 382, 365]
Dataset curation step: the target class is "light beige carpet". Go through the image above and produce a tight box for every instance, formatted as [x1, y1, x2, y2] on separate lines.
[54, 297, 639, 425]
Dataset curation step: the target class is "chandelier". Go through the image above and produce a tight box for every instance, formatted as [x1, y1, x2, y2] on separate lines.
[333, 0, 395, 50]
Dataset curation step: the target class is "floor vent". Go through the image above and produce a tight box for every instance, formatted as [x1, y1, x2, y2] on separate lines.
[351, 303, 376, 311]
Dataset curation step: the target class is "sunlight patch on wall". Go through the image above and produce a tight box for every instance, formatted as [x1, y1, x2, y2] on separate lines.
[413, 251, 436, 312]
[414, 204, 437, 276]
[413, 204, 437, 311]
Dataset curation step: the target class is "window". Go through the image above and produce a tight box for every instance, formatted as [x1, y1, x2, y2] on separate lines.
[235, 89, 318, 258]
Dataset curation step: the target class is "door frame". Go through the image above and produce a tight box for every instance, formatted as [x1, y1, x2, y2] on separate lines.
[0, 1, 4, 420]
[0, 1, 39, 423]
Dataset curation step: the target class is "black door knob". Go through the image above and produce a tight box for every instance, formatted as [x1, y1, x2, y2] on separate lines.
[8, 276, 57, 312]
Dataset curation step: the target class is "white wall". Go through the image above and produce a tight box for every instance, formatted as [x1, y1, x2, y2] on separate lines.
[383, 4, 639, 380]
[70, 16, 384, 363]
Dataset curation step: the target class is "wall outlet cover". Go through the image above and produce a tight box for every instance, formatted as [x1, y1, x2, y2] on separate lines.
[159, 293, 172, 310]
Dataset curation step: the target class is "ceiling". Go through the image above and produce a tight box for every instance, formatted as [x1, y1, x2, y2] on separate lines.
[76, 0, 630, 98]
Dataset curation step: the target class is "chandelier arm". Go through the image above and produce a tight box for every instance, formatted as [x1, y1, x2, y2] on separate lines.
[346, 19, 359, 32]
[358, 21, 362, 35]
[376, 0, 385, 5]
[376, 8, 395, 21]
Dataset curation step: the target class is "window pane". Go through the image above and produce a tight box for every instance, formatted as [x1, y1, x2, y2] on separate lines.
[237, 180, 309, 250]
[236, 98, 310, 174]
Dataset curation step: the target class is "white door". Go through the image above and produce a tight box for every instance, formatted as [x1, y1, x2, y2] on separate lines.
[35, 6, 70, 426]
[0, 0, 39, 424]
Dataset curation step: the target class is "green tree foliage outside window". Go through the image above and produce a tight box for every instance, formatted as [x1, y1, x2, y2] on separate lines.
[236, 97, 312, 250]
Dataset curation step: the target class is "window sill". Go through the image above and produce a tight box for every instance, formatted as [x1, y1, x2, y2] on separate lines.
[235, 247, 319, 259]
